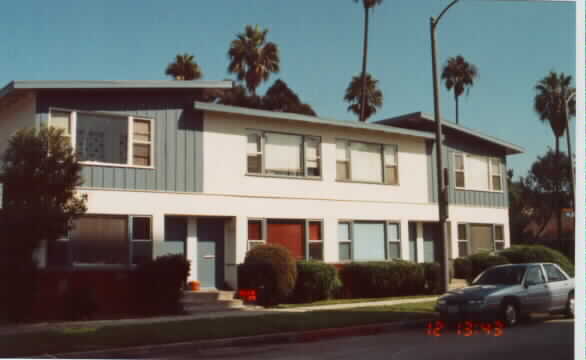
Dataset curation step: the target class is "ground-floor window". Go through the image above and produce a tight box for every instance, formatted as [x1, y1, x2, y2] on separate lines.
[457, 223, 505, 256]
[337, 220, 402, 261]
[69, 215, 130, 265]
[49, 214, 153, 266]
[246, 218, 323, 261]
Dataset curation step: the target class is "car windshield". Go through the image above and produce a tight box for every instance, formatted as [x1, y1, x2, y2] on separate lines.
[472, 266, 526, 285]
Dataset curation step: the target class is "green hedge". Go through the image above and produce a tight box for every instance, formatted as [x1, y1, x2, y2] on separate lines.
[453, 257, 472, 279]
[0, 256, 38, 323]
[238, 244, 297, 307]
[499, 245, 574, 277]
[337, 261, 439, 298]
[290, 261, 340, 303]
[134, 254, 190, 315]
[464, 253, 510, 283]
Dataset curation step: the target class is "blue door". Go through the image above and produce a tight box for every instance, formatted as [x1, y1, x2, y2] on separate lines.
[197, 218, 225, 289]
[423, 223, 441, 263]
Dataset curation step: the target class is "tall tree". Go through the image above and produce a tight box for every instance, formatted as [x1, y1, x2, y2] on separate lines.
[263, 79, 317, 116]
[533, 71, 575, 245]
[353, 0, 383, 122]
[227, 25, 280, 96]
[441, 55, 478, 125]
[165, 53, 203, 80]
[0, 127, 87, 260]
[344, 73, 383, 121]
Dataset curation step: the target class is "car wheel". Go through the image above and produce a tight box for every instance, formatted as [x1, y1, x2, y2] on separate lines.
[565, 293, 574, 318]
[501, 302, 519, 327]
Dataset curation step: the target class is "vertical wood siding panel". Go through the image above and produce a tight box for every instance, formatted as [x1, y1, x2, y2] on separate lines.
[194, 114, 203, 192]
[103, 167, 114, 188]
[126, 167, 136, 189]
[166, 108, 176, 192]
[92, 166, 103, 188]
[81, 167, 92, 187]
[135, 169, 147, 189]
[185, 121, 195, 192]
[114, 167, 125, 188]
[156, 107, 166, 191]
[175, 109, 186, 192]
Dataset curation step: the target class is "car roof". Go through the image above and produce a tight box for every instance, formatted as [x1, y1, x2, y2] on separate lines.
[490, 262, 556, 269]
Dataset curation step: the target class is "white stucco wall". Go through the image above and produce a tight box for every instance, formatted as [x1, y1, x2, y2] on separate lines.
[75, 188, 510, 285]
[202, 112, 431, 204]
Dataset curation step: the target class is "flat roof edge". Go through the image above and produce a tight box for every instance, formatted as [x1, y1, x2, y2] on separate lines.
[10, 80, 234, 90]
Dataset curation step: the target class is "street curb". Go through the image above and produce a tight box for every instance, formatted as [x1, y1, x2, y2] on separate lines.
[40, 318, 435, 358]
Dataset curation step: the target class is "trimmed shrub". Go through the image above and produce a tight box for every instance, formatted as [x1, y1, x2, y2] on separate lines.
[238, 244, 297, 307]
[453, 257, 472, 279]
[0, 256, 38, 323]
[63, 286, 98, 321]
[290, 261, 340, 303]
[338, 261, 426, 298]
[133, 254, 190, 315]
[499, 245, 574, 277]
[466, 252, 510, 283]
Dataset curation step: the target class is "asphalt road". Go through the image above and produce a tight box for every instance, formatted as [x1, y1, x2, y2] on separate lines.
[148, 317, 573, 360]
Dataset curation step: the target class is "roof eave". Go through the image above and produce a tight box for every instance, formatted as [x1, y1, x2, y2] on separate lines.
[193, 102, 436, 140]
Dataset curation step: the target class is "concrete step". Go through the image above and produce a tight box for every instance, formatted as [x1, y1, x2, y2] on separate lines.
[181, 290, 236, 305]
[183, 300, 244, 313]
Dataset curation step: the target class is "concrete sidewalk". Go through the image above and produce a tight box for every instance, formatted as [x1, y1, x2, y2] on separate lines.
[0, 296, 438, 336]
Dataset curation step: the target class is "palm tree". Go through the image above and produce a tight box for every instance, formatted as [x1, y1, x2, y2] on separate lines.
[534, 71, 575, 245]
[441, 55, 478, 125]
[344, 73, 383, 121]
[353, 0, 383, 122]
[227, 25, 280, 96]
[165, 54, 203, 80]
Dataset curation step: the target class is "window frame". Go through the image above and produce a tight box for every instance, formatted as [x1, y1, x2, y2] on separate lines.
[48, 108, 155, 169]
[457, 223, 470, 257]
[335, 138, 400, 186]
[338, 220, 403, 262]
[542, 263, 568, 282]
[247, 218, 267, 250]
[307, 219, 324, 261]
[453, 152, 504, 193]
[493, 224, 505, 251]
[245, 129, 322, 180]
[130, 215, 153, 265]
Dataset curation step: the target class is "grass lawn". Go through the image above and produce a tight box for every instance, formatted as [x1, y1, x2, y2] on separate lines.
[276, 295, 437, 309]
[0, 301, 438, 357]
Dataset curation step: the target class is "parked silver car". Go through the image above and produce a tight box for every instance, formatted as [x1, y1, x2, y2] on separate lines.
[435, 263, 574, 326]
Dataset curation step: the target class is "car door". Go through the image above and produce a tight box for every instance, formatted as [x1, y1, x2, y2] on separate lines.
[542, 264, 571, 311]
[523, 266, 551, 313]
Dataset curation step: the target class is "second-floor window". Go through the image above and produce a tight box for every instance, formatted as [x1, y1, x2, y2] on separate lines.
[49, 109, 154, 167]
[246, 130, 321, 178]
[453, 153, 503, 192]
[336, 140, 398, 185]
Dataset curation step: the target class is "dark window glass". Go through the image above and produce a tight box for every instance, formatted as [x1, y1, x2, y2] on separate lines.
[132, 217, 151, 240]
[76, 113, 128, 164]
[543, 264, 567, 282]
[473, 266, 525, 285]
[248, 220, 263, 240]
[70, 215, 129, 265]
[309, 243, 323, 261]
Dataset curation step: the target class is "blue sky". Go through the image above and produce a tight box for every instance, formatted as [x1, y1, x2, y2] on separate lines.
[0, 0, 575, 178]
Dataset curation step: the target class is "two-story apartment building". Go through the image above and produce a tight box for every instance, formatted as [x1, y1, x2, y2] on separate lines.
[0, 81, 523, 290]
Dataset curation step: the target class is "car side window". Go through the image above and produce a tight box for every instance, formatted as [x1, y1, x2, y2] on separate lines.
[525, 267, 545, 285]
[543, 264, 567, 282]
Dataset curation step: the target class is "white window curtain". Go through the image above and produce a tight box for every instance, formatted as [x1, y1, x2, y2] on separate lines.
[265, 133, 303, 175]
[336, 140, 348, 161]
[350, 142, 382, 182]
[465, 155, 489, 190]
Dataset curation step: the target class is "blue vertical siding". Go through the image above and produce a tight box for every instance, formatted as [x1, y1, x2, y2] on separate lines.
[427, 135, 509, 208]
[37, 91, 203, 193]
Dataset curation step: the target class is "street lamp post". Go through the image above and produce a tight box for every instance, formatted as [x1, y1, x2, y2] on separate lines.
[430, 0, 460, 294]
[429, 0, 572, 294]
